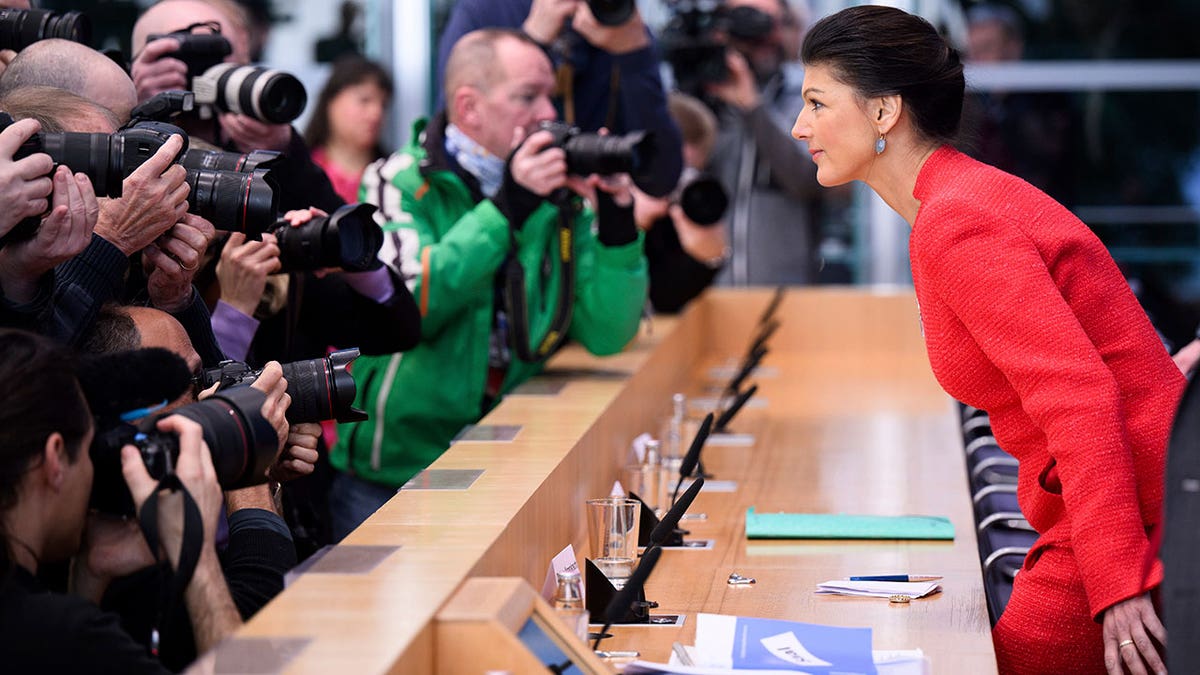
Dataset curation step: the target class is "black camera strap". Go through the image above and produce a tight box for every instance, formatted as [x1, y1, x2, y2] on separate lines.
[136, 473, 205, 657]
[502, 193, 575, 363]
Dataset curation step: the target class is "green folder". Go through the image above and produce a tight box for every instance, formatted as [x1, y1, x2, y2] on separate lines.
[745, 508, 955, 540]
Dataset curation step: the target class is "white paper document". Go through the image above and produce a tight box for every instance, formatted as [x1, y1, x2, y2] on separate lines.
[814, 580, 941, 599]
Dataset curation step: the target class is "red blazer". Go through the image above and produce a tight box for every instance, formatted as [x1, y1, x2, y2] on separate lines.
[909, 147, 1185, 619]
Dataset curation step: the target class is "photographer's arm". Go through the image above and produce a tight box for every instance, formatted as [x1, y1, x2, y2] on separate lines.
[568, 182, 647, 355]
[120, 416, 242, 654]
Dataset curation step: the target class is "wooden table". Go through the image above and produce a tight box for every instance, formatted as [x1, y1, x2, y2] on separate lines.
[211, 288, 997, 674]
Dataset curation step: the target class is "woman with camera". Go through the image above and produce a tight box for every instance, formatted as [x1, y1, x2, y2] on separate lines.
[791, 7, 1181, 674]
[0, 329, 238, 673]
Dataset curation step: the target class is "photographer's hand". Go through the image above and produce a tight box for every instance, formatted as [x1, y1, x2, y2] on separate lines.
[572, 2, 649, 54]
[0, 117, 54, 239]
[219, 113, 291, 153]
[0, 167, 97, 303]
[216, 231, 280, 315]
[144, 213, 216, 312]
[130, 37, 189, 104]
[509, 128, 569, 197]
[670, 204, 728, 264]
[268, 422, 321, 483]
[95, 134, 189, 256]
[121, 414, 242, 652]
[72, 514, 156, 604]
[250, 361, 292, 455]
[706, 50, 761, 112]
[523, 0, 579, 45]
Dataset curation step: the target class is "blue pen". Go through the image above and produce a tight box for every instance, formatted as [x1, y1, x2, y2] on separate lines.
[848, 574, 942, 582]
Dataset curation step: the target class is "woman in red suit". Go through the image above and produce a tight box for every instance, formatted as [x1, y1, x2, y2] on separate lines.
[792, 6, 1183, 674]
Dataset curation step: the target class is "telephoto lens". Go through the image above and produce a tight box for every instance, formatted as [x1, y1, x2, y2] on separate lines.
[196, 348, 369, 425]
[538, 121, 665, 196]
[673, 168, 729, 227]
[181, 147, 280, 173]
[185, 166, 279, 235]
[587, 0, 636, 26]
[193, 63, 308, 124]
[274, 202, 383, 273]
[0, 8, 90, 51]
[88, 386, 280, 515]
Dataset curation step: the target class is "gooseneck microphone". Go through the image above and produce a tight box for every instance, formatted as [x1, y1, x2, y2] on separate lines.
[672, 413, 713, 506]
[747, 319, 779, 360]
[650, 476, 705, 547]
[594, 545, 663, 650]
[727, 346, 765, 398]
[716, 384, 758, 433]
[758, 285, 786, 325]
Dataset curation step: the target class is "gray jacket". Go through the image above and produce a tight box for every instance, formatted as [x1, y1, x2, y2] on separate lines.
[710, 68, 822, 285]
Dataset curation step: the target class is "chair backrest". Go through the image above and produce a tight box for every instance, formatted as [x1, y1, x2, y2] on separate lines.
[1163, 373, 1200, 673]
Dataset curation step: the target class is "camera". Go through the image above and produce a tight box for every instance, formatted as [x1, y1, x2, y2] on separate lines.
[185, 165, 279, 235]
[537, 121, 667, 196]
[673, 167, 729, 227]
[587, 0, 636, 26]
[193, 64, 308, 124]
[0, 8, 90, 52]
[272, 203, 383, 273]
[661, 0, 775, 97]
[89, 385, 280, 515]
[195, 348, 368, 425]
[146, 25, 308, 123]
[181, 147, 280, 173]
[146, 22, 231, 82]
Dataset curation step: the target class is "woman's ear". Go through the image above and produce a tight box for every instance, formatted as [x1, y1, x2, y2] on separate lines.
[875, 94, 903, 136]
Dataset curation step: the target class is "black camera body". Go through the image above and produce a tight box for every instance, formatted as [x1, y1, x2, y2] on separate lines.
[196, 348, 368, 425]
[89, 385, 278, 515]
[537, 121, 665, 195]
[146, 24, 232, 82]
[661, 0, 775, 97]
[0, 8, 90, 52]
[273, 202, 383, 273]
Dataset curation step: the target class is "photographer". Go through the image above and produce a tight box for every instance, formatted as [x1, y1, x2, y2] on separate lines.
[690, 0, 826, 285]
[0, 38, 139, 122]
[334, 28, 648, 540]
[436, 0, 683, 197]
[0, 87, 222, 362]
[130, 0, 343, 213]
[0, 329, 240, 672]
[637, 92, 729, 313]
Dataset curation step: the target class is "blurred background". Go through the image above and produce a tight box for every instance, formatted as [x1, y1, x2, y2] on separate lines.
[48, 0, 1200, 347]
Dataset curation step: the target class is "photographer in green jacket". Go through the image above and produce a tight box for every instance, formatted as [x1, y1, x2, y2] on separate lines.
[329, 28, 649, 539]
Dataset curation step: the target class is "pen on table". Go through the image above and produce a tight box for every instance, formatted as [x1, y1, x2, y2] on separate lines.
[848, 574, 943, 582]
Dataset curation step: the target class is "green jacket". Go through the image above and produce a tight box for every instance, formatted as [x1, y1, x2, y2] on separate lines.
[332, 118, 648, 487]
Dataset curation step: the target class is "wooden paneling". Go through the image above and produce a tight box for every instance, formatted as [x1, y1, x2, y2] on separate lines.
[220, 288, 995, 674]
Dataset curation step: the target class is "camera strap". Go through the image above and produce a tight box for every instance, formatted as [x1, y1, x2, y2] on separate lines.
[502, 194, 575, 363]
[136, 473, 205, 656]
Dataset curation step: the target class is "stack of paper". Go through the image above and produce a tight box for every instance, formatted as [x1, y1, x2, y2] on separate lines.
[815, 580, 941, 599]
[624, 649, 929, 675]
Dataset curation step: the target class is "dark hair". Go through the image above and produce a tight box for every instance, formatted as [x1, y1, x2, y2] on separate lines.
[78, 303, 141, 355]
[0, 330, 91, 573]
[304, 55, 394, 160]
[801, 5, 965, 145]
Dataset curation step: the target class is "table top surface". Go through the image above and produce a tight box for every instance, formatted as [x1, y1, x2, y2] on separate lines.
[209, 288, 997, 675]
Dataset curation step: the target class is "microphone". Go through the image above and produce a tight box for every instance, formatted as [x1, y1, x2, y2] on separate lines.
[76, 348, 193, 423]
[650, 476, 704, 547]
[672, 413, 713, 506]
[747, 319, 779, 360]
[715, 384, 758, 433]
[727, 346, 765, 397]
[757, 286, 785, 325]
[594, 545, 663, 650]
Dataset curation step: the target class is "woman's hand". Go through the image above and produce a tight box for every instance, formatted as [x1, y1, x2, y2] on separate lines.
[1102, 593, 1166, 675]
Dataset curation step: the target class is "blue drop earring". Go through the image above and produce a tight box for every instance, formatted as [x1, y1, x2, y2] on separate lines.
[875, 133, 887, 155]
